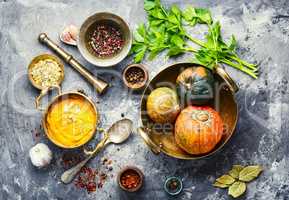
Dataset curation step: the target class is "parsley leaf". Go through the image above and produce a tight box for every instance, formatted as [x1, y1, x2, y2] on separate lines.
[131, 0, 258, 78]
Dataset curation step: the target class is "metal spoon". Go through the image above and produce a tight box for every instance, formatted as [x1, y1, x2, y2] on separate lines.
[60, 118, 133, 184]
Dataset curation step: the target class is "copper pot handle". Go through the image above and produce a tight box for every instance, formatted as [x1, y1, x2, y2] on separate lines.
[137, 127, 161, 155]
[35, 85, 61, 110]
[215, 66, 239, 93]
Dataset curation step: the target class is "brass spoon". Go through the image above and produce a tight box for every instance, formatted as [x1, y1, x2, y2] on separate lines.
[60, 118, 133, 184]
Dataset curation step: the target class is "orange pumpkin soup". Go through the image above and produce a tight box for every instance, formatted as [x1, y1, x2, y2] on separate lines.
[45, 96, 97, 148]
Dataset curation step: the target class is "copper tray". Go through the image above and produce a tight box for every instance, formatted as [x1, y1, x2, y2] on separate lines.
[138, 63, 238, 160]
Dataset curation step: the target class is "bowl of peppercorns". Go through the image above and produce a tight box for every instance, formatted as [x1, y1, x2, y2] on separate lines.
[78, 12, 132, 67]
[117, 166, 144, 192]
[123, 64, 148, 90]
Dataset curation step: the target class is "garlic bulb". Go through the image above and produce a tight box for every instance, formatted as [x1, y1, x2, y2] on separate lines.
[60, 25, 79, 46]
[29, 143, 53, 168]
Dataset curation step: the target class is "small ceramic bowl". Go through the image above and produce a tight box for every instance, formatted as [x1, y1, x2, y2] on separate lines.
[164, 176, 183, 196]
[122, 64, 148, 90]
[117, 166, 144, 192]
[78, 12, 132, 67]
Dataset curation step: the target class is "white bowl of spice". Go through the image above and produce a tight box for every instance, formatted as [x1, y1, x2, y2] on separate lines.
[78, 12, 132, 67]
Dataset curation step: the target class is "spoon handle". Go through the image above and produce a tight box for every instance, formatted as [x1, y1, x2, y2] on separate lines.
[60, 134, 109, 184]
[61, 156, 92, 184]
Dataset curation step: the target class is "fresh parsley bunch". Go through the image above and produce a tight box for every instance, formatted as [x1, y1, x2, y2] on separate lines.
[130, 0, 258, 78]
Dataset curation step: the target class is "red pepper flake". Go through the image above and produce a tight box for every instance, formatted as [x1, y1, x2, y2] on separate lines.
[74, 166, 98, 193]
[73, 157, 116, 193]
[120, 170, 141, 190]
[89, 24, 124, 57]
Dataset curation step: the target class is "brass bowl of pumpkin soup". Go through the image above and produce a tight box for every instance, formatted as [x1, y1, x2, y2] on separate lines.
[43, 91, 98, 148]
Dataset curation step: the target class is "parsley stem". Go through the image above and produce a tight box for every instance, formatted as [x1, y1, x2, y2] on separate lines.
[229, 54, 258, 71]
[183, 47, 197, 52]
[185, 34, 205, 47]
[221, 59, 258, 79]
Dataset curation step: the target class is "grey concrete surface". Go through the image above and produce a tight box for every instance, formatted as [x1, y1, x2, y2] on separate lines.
[1, 0, 289, 199]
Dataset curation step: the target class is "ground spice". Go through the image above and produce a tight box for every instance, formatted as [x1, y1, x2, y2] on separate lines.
[89, 24, 124, 57]
[125, 67, 145, 85]
[120, 170, 141, 190]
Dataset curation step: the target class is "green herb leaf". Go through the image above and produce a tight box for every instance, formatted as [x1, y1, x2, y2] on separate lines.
[228, 35, 237, 51]
[216, 175, 235, 185]
[239, 165, 263, 182]
[213, 182, 230, 188]
[182, 6, 196, 21]
[170, 35, 184, 48]
[228, 181, 246, 198]
[168, 14, 180, 25]
[171, 5, 181, 20]
[195, 8, 213, 24]
[134, 46, 147, 63]
[182, 6, 212, 25]
[144, 0, 156, 10]
[167, 45, 185, 56]
[134, 31, 145, 43]
[228, 165, 245, 179]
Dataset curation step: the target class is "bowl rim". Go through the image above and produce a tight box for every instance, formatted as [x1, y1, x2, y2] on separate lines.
[78, 12, 132, 67]
[117, 166, 144, 192]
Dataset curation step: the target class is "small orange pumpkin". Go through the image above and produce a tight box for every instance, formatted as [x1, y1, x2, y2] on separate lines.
[175, 106, 223, 155]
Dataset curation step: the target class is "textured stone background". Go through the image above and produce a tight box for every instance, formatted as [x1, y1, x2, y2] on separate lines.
[1, 0, 289, 199]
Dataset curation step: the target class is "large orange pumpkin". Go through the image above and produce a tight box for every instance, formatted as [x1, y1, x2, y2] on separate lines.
[175, 106, 223, 155]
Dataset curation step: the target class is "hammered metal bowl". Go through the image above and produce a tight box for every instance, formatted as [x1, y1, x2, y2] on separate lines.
[78, 12, 132, 67]
[138, 63, 239, 160]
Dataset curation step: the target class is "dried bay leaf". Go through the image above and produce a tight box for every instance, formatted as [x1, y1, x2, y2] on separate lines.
[213, 182, 229, 188]
[228, 181, 246, 198]
[239, 165, 263, 182]
[216, 175, 235, 185]
[228, 165, 244, 179]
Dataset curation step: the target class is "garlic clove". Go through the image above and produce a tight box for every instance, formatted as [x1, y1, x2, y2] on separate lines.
[60, 25, 79, 46]
[29, 143, 53, 168]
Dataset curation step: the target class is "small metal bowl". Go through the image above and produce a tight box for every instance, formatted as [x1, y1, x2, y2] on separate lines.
[78, 12, 132, 67]
[164, 176, 183, 196]
[28, 54, 64, 90]
[122, 64, 148, 90]
[117, 166, 144, 192]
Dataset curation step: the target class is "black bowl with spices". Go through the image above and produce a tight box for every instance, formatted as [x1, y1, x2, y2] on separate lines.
[78, 12, 132, 67]
[123, 64, 148, 90]
[117, 166, 144, 192]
